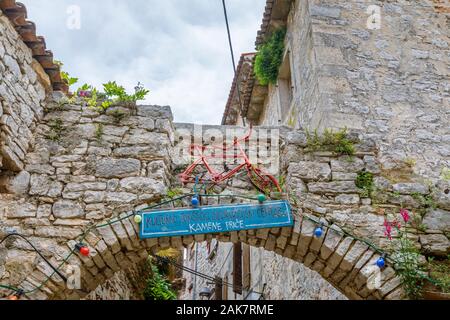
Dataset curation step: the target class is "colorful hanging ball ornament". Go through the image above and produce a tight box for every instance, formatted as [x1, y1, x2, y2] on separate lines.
[76, 243, 90, 257]
[192, 197, 199, 207]
[7, 290, 23, 300]
[376, 256, 386, 269]
[314, 226, 323, 238]
[257, 194, 267, 204]
[134, 214, 142, 224]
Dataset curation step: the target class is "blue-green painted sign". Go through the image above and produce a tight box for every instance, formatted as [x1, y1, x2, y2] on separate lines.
[139, 200, 293, 239]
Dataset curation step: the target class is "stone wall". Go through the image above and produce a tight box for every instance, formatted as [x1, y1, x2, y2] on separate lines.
[259, 0, 323, 129]
[257, 0, 450, 181]
[0, 10, 48, 177]
[86, 260, 150, 300]
[180, 240, 346, 300]
[0, 96, 174, 299]
[177, 125, 449, 300]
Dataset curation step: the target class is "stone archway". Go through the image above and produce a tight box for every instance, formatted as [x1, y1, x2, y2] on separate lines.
[5, 207, 402, 300]
[2, 99, 448, 300]
[2, 205, 402, 301]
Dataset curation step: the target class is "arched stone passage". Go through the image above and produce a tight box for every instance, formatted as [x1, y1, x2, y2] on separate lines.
[2, 99, 448, 300]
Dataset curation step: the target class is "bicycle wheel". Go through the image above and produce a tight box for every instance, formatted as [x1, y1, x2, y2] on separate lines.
[247, 166, 283, 196]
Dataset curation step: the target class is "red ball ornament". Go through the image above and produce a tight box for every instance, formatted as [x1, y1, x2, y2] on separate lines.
[76, 243, 90, 257]
[80, 246, 90, 257]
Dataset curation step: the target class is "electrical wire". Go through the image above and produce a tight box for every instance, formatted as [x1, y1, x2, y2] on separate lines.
[0, 233, 67, 282]
[222, 0, 246, 126]
[0, 190, 446, 298]
[153, 255, 265, 297]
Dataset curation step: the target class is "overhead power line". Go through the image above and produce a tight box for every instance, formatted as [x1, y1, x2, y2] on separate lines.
[222, 0, 247, 126]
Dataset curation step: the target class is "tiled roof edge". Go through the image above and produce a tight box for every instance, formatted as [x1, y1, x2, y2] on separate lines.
[255, 0, 275, 47]
[221, 52, 256, 125]
[0, 1, 68, 93]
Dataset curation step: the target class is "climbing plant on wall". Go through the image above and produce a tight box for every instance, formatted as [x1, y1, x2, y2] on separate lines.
[254, 27, 287, 85]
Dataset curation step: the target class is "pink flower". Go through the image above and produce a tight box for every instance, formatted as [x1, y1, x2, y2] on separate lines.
[392, 219, 402, 229]
[384, 219, 393, 240]
[400, 208, 410, 223]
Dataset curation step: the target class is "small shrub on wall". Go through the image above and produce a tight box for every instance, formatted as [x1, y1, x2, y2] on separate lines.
[144, 263, 177, 300]
[254, 28, 287, 85]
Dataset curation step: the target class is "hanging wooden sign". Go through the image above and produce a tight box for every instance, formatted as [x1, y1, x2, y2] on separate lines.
[139, 200, 293, 239]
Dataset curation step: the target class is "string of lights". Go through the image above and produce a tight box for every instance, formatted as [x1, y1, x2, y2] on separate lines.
[0, 233, 67, 282]
[153, 255, 265, 297]
[0, 192, 270, 298]
[0, 188, 444, 298]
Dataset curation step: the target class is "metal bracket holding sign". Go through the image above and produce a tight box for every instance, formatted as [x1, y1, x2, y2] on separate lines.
[138, 200, 293, 239]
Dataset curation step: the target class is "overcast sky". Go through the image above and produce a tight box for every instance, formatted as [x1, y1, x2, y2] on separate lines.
[24, 0, 265, 124]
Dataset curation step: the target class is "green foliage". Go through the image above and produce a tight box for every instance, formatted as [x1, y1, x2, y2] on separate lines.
[356, 171, 375, 198]
[254, 28, 286, 85]
[391, 234, 426, 299]
[55, 60, 78, 88]
[410, 212, 427, 233]
[306, 128, 355, 156]
[441, 167, 450, 181]
[144, 264, 177, 301]
[428, 258, 450, 293]
[45, 118, 65, 141]
[411, 192, 437, 212]
[80, 81, 150, 113]
[167, 188, 183, 199]
[103, 81, 150, 105]
[61, 71, 79, 87]
[111, 109, 126, 123]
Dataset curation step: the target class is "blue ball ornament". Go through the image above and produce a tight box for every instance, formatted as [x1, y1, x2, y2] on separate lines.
[314, 227, 323, 238]
[376, 257, 385, 268]
[191, 197, 199, 207]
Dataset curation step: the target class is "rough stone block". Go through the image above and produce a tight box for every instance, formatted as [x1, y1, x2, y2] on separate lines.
[308, 181, 359, 194]
[265, 234, 277, 252]
[296, 218, 316, 257]
[96, 225, 121, 254]
[422, 209, 450, 232]
[289, 161, 331, 181]
[111, 220, 134, 251]
[320, 226, 343, 260]
[331, 157, 364, 173]
[339, 241, 369, 272]
[419, 234, 450, 257]
[322, 237, 354, 278]
[52, 200, 84, 219]
[392, 183, 429, 195]
[95, 158, 141, 178]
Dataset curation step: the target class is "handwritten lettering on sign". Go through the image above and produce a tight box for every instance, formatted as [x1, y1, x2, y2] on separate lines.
[139, 200, 293, 239]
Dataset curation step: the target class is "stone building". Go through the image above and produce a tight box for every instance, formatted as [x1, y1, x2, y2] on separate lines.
[223, 0, 450, 182]
[182, 0, 450, 300]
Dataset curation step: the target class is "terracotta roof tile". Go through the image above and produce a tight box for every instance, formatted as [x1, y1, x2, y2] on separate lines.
[255, 0, 275, 46]
[0, 0, 68, 93]
[221, 52, 256, 125]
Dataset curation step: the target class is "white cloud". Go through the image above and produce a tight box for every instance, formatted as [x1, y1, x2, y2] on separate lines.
[23, 0, 266, 124]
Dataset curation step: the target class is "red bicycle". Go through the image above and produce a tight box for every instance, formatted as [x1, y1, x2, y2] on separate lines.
[179, 126, 282, 195]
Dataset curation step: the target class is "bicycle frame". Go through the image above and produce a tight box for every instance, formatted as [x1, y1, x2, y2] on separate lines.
[180, 127, 253, 183]
[179, 125, 281, 193]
